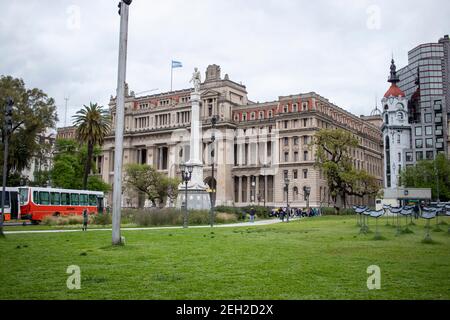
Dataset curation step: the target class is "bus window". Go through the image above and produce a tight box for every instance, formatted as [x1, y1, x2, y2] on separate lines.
[0, 191, 10, 207]
[80, 194, 88, 206]
[39, 192, 50, 205]
[61, 193, 70, 205]
[19, 188, 29, 205]
[33, 191, 39, 204]
[89, 195, 97, 206]
[71, 193, 79, 206]
[51, 192, 61, 205]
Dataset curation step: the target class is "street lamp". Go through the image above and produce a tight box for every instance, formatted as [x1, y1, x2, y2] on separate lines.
[284, 177, 290, 209]
[1, 97, 14, 237]
[251, 176, 256, 204]
[304, 186, 311, 210]
[180, 163, 193, 228]
[209, 115, 218, 227]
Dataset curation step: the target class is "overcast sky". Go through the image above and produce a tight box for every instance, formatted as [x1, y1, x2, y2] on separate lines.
[1, 0, 449, 127]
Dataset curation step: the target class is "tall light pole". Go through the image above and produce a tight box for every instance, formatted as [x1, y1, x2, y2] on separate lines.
[284, 177, 289, 208]
[112, 0, 132, 245]
[1, 98, 13, 237]
[209, 116, 217, 227]
[180, 164, 193, 228]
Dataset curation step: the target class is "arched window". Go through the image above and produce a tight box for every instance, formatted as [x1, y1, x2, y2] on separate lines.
[293, 104, 298, 112]
[384, 113, 389, 124]
[250, 112, 256, 120]
[283, 105, 289, 113]
[259, 111, 264, 119]
[293, 187, 299, 201]
[268, 110, 273, 118]
[397, 112, 404, 120]
[242, 113, 247, 121]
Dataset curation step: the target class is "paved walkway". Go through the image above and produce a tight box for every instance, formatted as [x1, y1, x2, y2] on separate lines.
[4, 217, 300, 235]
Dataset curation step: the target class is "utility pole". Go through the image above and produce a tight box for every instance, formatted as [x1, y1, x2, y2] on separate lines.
[112, 0, 132, 245]
[64, 96, 69, 127]
[1, 98, 13, 237]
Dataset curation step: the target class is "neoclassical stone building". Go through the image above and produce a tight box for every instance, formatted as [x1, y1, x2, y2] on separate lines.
[99, 65, 383, 208]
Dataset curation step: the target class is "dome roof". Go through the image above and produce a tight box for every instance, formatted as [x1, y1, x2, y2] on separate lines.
[384, 84, 405, 98]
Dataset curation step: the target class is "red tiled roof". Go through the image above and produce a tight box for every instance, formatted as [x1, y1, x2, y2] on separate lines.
[384, 84, 405, 98]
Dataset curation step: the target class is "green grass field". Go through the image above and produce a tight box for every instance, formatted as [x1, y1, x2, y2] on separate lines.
[1, 215, 449, 300]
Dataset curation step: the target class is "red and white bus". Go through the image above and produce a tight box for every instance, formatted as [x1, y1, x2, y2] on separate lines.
[18, 187, 105, 224]
[1, 187, 21, 221]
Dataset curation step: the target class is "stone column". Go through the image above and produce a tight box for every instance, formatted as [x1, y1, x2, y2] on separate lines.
[238, 176, 242, 203]
[246, 176, 251, 204]
[264, 175, 268, 204]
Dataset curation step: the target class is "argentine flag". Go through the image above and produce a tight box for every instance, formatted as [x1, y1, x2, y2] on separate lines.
[172, 60, 183, 68]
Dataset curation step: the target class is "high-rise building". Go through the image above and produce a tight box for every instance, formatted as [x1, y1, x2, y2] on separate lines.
[396, 35, 450, 162]
[100, 65, 383, 208]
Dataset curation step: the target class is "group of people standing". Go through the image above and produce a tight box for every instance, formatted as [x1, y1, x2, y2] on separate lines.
[272, 207, 321, 222]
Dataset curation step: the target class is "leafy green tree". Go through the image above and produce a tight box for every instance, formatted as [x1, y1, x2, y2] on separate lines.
[401, 153, 450, 201]
[72, 103, 111, 189]
[50, 138, 110, 192]
[312, 128, 380, 213]
[0, 75, 58, 180]
[125, 164, 180, 208]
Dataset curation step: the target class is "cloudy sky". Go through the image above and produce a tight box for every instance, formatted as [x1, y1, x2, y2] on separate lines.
[1, 0, 448, 127]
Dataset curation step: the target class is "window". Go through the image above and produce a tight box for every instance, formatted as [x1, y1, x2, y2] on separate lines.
[294, 152, 298, 162]
[415, 127, 422, 136]
[303, 169, 308, 179]
[424, 113, 432, 123]
[415, 139, 423, 148]
[80, 194, 89, 206]
[250, 112, 256, 120]
[33, 191, 39, 204]
[426, 151, 434, 160]
[303, 136, 308, 144]
[293, 187, 299, 201]
[303, 119, 307, 127]
[416, 151, 423, 161]
[397, 112, 404, 120]
[398, 153, 401, 162]
[293, 137, 299, 145]
[406, 152, 413, 162]
[50, 192, 61, 205]
[89, 195, 97, 206]
[242, 113, 247, 121]
[385, 114, 389, 124]
[303, 151, 308, 161]
[284, 121, 288, 129]
[397, 134, 401, 144]
[259, 111, 264, 119]
[425, 138, 433, 148]
[61, 193, 70, 205]
[71, 193, 79, 206]
[284, 137, 289, 146]
[268, 110, 273, 118]
[284, 152, 289, 162]
[425, 126, 432, 135]
[293, 104, 298, 112]
[283, 170, 288, 180]
[283, 105, 288, 113]
[293, 170, 298, 179]
[39, 192, 50, 205]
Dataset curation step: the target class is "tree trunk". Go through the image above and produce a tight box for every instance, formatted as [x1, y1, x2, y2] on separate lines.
[83, 141, 94, 190]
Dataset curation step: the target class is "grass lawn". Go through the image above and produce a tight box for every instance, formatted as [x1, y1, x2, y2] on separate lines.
[0, 215, 449, 300]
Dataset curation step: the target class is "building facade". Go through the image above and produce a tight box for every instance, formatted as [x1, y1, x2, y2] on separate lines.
[382, 59, 411, 189]
[396, 35, 450, 163]
[100, 65, 383, 208]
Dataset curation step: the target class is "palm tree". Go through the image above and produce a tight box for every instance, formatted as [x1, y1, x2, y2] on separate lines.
[72, 103, 111, 189]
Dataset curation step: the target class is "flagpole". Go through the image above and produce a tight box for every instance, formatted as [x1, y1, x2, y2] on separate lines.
[170, 61, 173, 92]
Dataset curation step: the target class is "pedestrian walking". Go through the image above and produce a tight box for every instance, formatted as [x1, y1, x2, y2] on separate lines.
[250, 207, 256, 223]
[82, 208, 89, 231]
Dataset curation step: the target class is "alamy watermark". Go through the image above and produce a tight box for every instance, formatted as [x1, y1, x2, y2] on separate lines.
[366, 265, 381, 290]
[66, 265, 81, 290]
